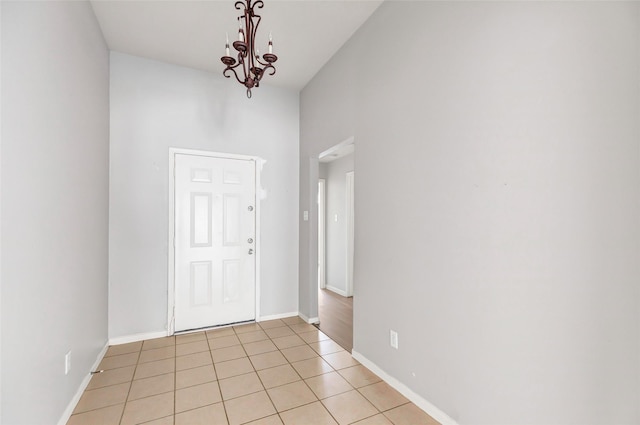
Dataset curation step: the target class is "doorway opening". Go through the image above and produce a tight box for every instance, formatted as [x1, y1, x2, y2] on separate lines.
[316, 138, 354, 351]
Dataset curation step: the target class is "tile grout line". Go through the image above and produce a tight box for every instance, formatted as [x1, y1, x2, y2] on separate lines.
[118, 344, 143, 425]
[254, 319, 299, 425]
[280, 320, 345, 425]
[173, 336, 177, 425]
[67, 352, 137, 420]
[220, 320, 299, 423]
[207, 328, 231, 425]
[259, 320, 349, 425]
[232, 322, 277, 424]
[279, 320, 376, 425]
[261, 320, 310, 425]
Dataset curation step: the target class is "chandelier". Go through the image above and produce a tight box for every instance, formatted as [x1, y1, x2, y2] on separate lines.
[221, 0, 278, 98]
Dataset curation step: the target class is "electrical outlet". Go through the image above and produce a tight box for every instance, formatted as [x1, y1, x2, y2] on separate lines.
[65, 351, 71, 375]
[390, 330, 398, 349]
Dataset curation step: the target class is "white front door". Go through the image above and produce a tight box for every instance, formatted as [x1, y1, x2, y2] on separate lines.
[174, 153, 256, 332]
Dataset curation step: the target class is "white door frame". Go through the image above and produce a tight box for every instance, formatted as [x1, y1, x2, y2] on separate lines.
[345, 171, 354, 297]
[167, 147, 262, 335]
[318, 179, 326, 289]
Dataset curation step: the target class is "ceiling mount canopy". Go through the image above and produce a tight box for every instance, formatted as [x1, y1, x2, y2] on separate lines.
[221, 0, 278, 98]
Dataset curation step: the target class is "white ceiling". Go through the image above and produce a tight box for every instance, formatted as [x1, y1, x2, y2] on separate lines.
[90, 0, 383, 91]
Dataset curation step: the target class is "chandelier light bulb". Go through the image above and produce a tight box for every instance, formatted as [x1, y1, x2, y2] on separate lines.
[237, 18, 245, 42]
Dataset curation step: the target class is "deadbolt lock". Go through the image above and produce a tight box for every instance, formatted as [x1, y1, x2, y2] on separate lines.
[248, 206, 254, 211]
[248, 238, 254, 244]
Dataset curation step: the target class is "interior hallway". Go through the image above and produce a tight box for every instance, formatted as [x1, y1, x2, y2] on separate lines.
[317, 289, 353, 353]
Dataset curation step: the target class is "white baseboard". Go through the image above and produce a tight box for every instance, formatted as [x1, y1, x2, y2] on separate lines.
[258, 312, 299, 322]
[57, 342, 109, 425]
[109, 330, 167, 346]
[351, 350, 458, 425]
[298, 312, 319, 324]
[326, 285, 349, 297]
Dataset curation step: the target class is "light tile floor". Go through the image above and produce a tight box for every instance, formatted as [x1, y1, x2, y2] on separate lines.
[67, 316, 440, 425]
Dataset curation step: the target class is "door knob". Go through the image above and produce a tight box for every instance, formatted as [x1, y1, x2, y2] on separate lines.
[248, 249, 254, 255]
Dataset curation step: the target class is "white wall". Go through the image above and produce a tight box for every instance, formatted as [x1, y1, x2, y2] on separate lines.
[109, 53, 299, 339]
[1, 2, 110, 423]
[300, 2, 640, 424]
[299, 40, 357, 321]
[1, 4, 4, 421]
[319, 163, 327, 180]
[325, 153, 354, 295]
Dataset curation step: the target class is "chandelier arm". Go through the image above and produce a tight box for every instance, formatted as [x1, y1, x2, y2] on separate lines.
[252, 14, 262, 59]
[246, 21, 254, 75]
[223, 64, 245, 85]
[240, 54, 251, 85]
[241, 53, 249, 82]
[242, 4, 254, 77]
[264, 63, 276, 76]
[248, 0, 261, 71]
[235, 49, 248, 78]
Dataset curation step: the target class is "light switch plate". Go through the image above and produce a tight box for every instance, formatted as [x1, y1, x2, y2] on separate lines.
[65, 351, 71, 375]
[390, 330, 398, 349]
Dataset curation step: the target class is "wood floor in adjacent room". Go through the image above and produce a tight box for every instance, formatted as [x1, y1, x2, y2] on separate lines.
[66, 316, 440, 425]
[317, 288, 353, 353]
